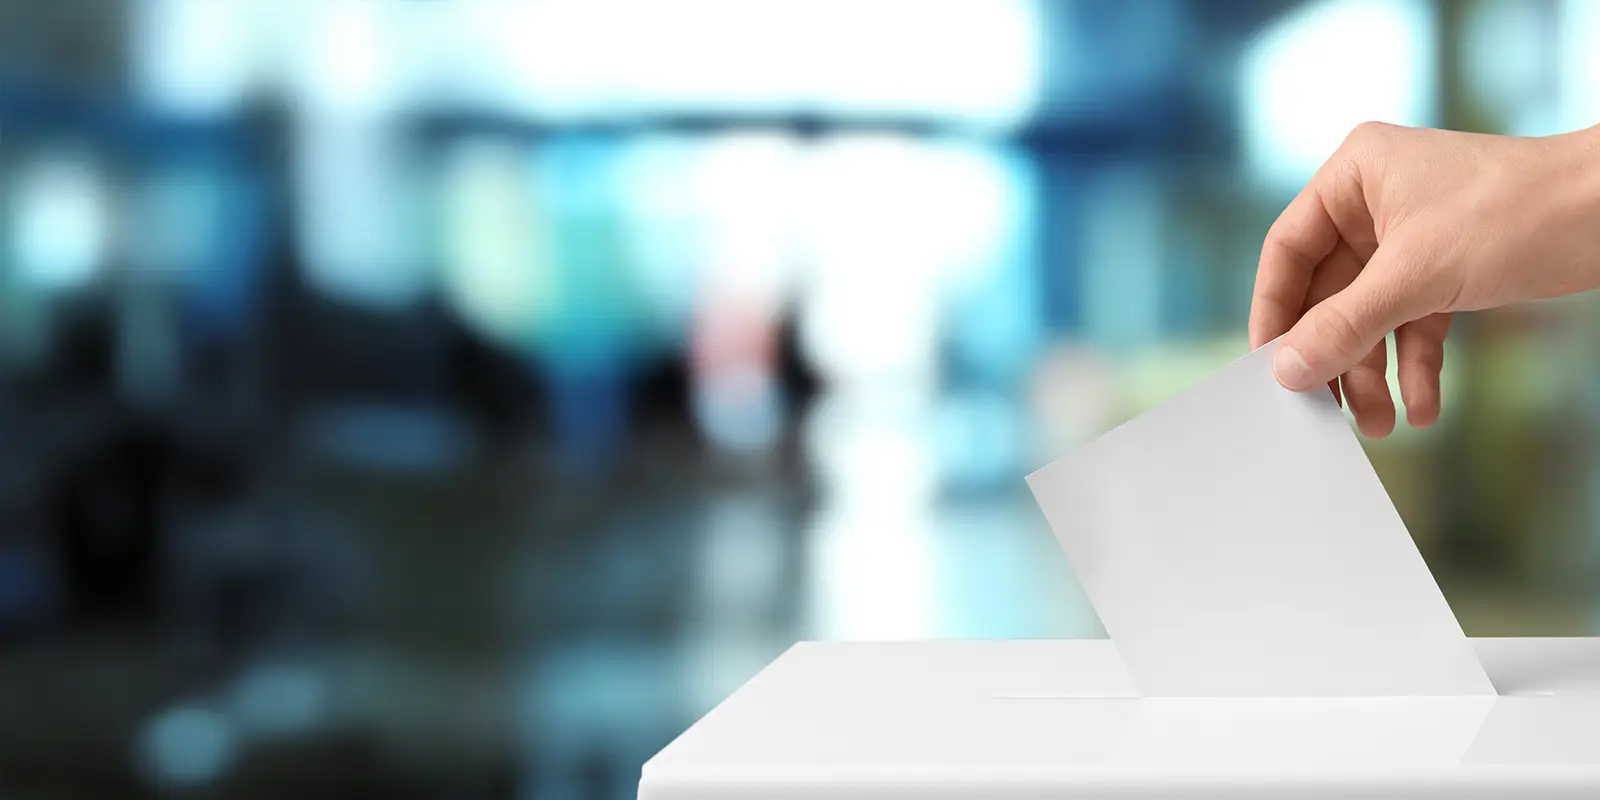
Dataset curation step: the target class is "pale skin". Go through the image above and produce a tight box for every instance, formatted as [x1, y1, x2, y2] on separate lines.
[1250, 121, 1600, 437]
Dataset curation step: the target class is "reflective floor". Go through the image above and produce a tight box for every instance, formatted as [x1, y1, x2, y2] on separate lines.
[1, 405, 1595, 799]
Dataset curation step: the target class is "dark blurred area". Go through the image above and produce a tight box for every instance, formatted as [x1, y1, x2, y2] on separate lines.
[1, 0, 1599, 797]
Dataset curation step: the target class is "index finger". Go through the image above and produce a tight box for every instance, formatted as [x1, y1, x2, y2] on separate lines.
[1250, 179, 1342, 349]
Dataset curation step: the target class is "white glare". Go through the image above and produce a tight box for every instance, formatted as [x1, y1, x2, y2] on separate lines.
[454, 0, 1040, 126]
[1241, 0, 1437, 189]
[798, 136, 945, 388]
[10, 156, 109, 294]
[134, 0, 262, 115]
[1559, 0, 1600, 132]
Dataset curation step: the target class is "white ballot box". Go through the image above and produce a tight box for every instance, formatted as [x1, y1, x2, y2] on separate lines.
[639, 638, 1600, 799]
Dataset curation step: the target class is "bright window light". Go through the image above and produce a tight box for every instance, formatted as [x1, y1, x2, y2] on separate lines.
[597, 0, 808, 115]
[470, 0, 630, 121]
[916, 142, 1023, 294]
[798, 158, 938, 385]
[691, 134, 803, 302]
[453, 0, 1041, 126]
[798, 137, 1029, 387]
[798, 0, 1043, 127]
[291, 0, 404, 116]
[799, 136, 979, 387]
[1241, 0, 1437, 190]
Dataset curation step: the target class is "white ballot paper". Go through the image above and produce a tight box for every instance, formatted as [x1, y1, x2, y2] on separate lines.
[1028, 341, 1495, 697]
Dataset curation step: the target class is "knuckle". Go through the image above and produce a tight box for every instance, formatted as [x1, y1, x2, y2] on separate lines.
[1311, 304, 1367, 360]
[1404, 349, 1445, 373]
[1263, 224, 1321, 267]
[1350, 120, 1396, 143]
[1340, 121, 1402, 166]
[1250, 291, 1294, 319]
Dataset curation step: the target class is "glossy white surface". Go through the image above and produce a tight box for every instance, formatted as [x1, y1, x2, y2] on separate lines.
[640, 638, 1600, 799]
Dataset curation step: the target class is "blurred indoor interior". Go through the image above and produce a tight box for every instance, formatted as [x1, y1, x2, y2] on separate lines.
[2, 0, 1600, 797]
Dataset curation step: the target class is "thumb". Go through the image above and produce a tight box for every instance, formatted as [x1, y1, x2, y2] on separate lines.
[1272, 251, 1434, 392]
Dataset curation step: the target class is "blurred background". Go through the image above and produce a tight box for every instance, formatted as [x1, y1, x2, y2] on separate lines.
[1, 0, 1599, 796]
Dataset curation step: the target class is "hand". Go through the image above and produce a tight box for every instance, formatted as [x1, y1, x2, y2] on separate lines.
[1250, 122, 1600, 436]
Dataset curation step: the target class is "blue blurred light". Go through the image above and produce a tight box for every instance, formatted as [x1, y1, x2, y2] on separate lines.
[1462, 0, 1554, 136]
[692, 367, 783, 453]
[133, 160, 268, 339]
[231, 662, 328, 738]
[520, 639, 677, 753]
[934, 391, 1023, 490]
[294, 120, 430, 310]
[927, 502, 1098, 638]
[939, 145, 1042, 384]
[616, 135, 706, 343]
[530, 137, 637, 368]
[138, 706, 237, 788]
[546, 366, 630, 468]
[1078, 167, 1168, 350]
[0, 541, 54, 626]
[303, 404, 475, 473]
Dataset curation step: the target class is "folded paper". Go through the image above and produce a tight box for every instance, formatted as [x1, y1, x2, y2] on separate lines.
[1028, 341, 1494, 697]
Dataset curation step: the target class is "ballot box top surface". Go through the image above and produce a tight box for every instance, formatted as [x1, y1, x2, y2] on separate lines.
[640, 638, 1600, 798]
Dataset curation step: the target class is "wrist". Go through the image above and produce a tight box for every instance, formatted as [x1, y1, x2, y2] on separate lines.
[1571, 125, 1600, 216]
[1555, 125, 1600, 285]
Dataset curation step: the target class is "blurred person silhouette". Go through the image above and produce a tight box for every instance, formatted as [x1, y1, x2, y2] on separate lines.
[54, 425, 166, 621]
[1251, 123, 1600, 437]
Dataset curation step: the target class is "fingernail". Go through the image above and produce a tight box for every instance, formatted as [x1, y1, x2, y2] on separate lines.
[1273, 345, 1315, 391]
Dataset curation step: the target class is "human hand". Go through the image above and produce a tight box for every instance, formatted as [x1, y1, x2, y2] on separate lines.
[1250, 122, 1600, 436]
